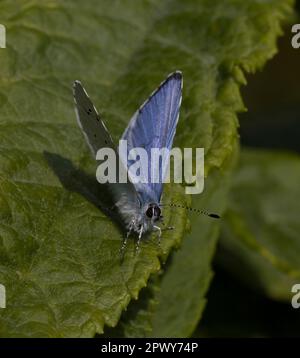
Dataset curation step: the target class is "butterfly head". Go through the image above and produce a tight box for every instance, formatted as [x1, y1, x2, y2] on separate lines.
[131, 202, 162, 235]
[145, 202, 161, 222]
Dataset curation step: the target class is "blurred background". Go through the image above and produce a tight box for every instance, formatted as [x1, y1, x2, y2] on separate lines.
[200, 12, 300, 337]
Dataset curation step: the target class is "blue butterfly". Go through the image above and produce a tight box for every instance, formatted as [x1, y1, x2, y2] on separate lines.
[73, 72, 182, 249]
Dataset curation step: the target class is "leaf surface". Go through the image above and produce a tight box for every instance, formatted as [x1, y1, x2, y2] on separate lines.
[220, 149, 300, 301]
[0, 0, 294, 336]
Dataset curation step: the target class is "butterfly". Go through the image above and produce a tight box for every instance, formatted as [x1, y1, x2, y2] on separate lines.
[74, 72, 183, 250]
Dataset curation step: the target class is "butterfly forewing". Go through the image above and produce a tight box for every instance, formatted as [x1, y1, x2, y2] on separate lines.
[73, 81, 140, 227]
[120, 71, 183, 204]
[73, 81, 114, 156]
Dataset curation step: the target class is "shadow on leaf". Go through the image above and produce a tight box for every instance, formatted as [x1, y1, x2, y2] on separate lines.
[43, 151, 122, 228]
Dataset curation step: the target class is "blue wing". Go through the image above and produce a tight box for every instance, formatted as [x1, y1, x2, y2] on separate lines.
[120, 71, 182, 204]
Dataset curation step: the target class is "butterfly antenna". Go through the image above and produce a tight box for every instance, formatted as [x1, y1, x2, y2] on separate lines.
[161, 203, 220, 219]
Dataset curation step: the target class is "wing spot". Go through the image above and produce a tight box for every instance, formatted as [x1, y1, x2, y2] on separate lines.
[87, 108, 92, 115]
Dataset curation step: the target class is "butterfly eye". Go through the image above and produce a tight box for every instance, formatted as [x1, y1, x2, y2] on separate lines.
[146, 205, 161, 219]
[146, 207, 153, 218]
[154, 206, 161, 218]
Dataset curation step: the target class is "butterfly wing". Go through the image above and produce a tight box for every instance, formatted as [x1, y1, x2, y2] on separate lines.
[73, 81, 140, 226]
[120, 71, 183, 204]
[73, 81, 115, 157]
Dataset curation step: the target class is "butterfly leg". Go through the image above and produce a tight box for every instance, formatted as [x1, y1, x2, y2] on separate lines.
[119, 235, 128, 261]
[126, 220, 135, 238]
[120, 220, 134, 259]
[153, 225, 162, 246]
[135, 225, 144, 254]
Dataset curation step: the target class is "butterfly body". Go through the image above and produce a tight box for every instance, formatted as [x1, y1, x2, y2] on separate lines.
[114, 191, 162, 237]
[73, 71, 182, 243]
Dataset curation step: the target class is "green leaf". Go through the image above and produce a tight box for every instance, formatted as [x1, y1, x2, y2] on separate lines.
[0, 0, 294, 337]
[101, 1, 294, 337]
[219, 149, 300, 301]
[103, 278, 160, 338]
[0, 171, 187, 337]
[149, 150, 238, 338]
